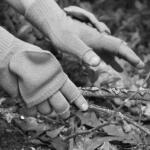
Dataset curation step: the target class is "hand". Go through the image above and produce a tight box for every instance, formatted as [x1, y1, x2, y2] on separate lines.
[0, 27, 88, 119]
[67, 12, 144, 69]
[35, 78, 88, 118]
[64, 6, 111, 34]
[52, 12, 144, 68]
[21, 78, 88, 119]
[26, 0, 144, 69]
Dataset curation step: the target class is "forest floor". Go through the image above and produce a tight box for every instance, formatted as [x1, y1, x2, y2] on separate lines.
[0, 0, 150, 150]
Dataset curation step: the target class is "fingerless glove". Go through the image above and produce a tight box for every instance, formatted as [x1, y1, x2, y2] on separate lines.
[0, 27, 67, 108]
[25, 0, 91, 60]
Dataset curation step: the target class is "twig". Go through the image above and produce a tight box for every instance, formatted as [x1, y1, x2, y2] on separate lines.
[0, 72, 150, 142]
[65, 104, 150, 141]
[65, 71, 150, 141]
[107, 70, 150, 135]
[80, 87, 150, 102]
[89, 104, 150, 135]
[64, 122, 110, 141]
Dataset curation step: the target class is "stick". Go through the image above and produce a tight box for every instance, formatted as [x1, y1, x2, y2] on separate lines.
[65, 104, 150, 140]
[64, 122, 110, 141]
[80, 87, 150, 101]
[89, 104, 150, 135]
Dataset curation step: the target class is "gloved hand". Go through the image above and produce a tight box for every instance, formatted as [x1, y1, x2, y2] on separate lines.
[25, 0, 144, 69]
[0, 27, 88, 118]
[64, 6, 111, 34]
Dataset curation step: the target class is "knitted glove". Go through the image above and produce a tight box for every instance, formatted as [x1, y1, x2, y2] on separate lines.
[0, 27, 87, 116]
[0, 27, 68, 108]
[25, 0, 144, 68]
[64, 6, 111, 34]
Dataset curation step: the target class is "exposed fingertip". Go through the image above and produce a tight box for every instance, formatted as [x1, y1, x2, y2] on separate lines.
[74, 95, 88, 111]
[81, 103, 88, 111]
[90, 56, 100, 66]
[64, 7, 70, 12]
[136, 61, 145, 69]
[37, 100, 52, 115]
[103, 26, 111, 35]
[83, 51, 100, 66]
[118, 43, 145, 69]
[106, 28, 111, 34]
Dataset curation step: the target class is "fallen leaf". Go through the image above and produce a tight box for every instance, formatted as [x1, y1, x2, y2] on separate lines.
[46, 126, 65, 138]
[99, 142, 117, 150]
[103, 124, 141, 144]
[13, 117, 50, 137]
[103, 124, 125, 137]
[51, 137, 68, 150]
[76, 111, 101, 127]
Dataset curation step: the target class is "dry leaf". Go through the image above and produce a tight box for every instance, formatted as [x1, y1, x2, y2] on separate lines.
[99, 142, 117, 150]
[14, 117, 50, 137]
[46, 126, 65, 138]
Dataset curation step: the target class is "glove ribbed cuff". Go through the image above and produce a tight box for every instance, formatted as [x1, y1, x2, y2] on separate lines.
[25, 0, 65, 38]
[0, 27, 14, 60]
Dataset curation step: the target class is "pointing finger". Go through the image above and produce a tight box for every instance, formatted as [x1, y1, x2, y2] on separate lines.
[61, 79, 88, 111]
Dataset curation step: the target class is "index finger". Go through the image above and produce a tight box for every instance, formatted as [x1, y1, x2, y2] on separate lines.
[98, 34, 145, 68]
[60, 79, 88, 111]
[81, 29, 144, 68]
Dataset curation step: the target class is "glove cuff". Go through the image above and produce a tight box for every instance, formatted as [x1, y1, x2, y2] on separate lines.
[0, 27, 14, 57]
[25, 0, 65, 38]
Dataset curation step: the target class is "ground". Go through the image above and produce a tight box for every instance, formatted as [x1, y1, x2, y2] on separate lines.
[0, 0, 150, 150]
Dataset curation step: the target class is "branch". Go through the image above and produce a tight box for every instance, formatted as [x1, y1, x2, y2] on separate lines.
[64, 104, 150, 141]
[80, 87, 150, 101]
[89, 104, 150, 135]
[64, 122, 110, 141]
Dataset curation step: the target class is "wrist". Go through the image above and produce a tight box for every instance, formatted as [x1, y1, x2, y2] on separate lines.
[25, 0, 66, 42]
[0, 27, 14, 54]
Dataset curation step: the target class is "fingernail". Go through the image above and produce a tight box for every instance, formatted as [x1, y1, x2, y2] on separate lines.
[81, 103, 88, 111]
[58, 106, 70, 119]
[136, 61, 145, 69]
[89, 56, 100, 66]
